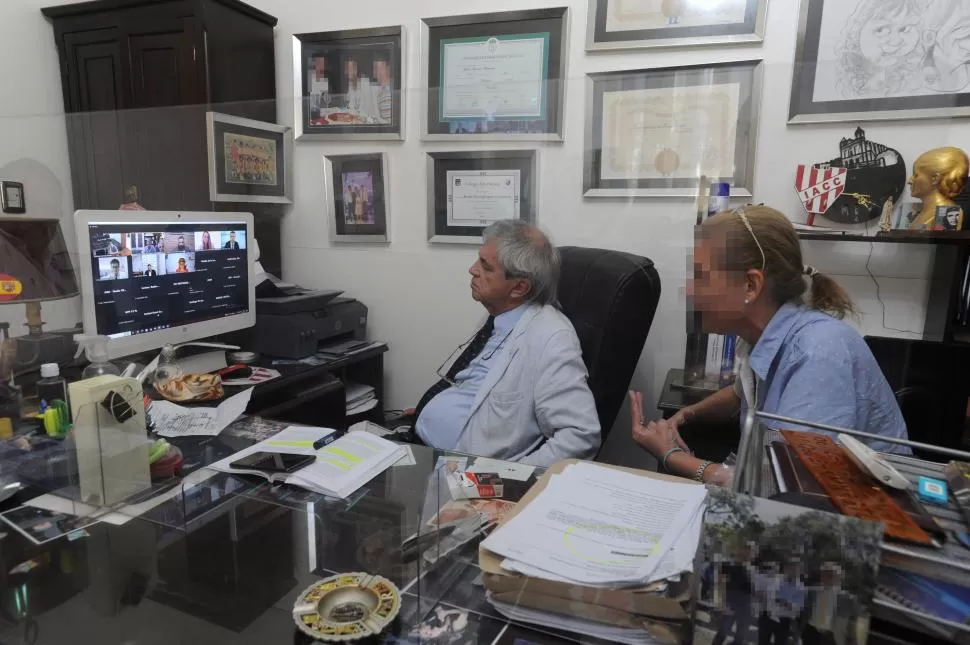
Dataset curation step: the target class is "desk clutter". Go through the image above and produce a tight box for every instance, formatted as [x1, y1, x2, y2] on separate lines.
[210, 426, 406, 499]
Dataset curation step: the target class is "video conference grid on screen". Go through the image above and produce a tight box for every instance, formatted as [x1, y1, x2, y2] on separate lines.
[88, 223, 249, 339]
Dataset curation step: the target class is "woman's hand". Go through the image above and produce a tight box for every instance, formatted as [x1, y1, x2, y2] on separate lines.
[629, 391, 690, 457]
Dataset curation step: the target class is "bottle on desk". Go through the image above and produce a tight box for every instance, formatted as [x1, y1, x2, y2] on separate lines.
[38, 363, 71, 428]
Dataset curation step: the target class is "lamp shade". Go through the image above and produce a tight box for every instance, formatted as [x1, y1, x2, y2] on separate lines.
[0, 217, 79, 303]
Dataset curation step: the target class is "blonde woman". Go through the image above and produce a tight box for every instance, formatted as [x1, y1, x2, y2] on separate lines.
[630, 206, 911, 485]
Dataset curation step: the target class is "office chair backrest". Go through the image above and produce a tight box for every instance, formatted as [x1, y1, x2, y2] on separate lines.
[557, 247, 661, 446]
[864, 335, 970, 461]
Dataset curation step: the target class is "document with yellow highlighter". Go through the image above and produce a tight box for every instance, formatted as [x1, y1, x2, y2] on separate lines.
[208, 426, 406, 498]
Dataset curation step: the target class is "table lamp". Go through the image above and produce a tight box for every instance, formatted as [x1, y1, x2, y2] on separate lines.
[0, 216, 79, 374]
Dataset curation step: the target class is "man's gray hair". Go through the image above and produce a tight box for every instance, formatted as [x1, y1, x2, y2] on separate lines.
[483, 220, 560, 305]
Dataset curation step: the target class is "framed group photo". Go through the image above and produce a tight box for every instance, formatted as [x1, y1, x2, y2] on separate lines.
[789, 0, 970, 123]
[586, 0, 768, 51]
[206, 112, 292, 204]
[584, 60, 763, 198]
[324, 153, 390, 243]
[293, 26, 405, 140]
[427, 150, 538, 244]
[420, 8, 568, 141]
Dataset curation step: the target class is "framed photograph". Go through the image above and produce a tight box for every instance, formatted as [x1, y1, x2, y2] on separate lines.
[420, 8, 569, 141]
[427, 150, 538, 244]
[586, 0, 767, 51]
[206, 112, 292, 204]
[584, 60, 763, 198]
[790, 0, 970, 124]
[692, 489, 881, 645]
[0, 181, 25, 214]
[324, 153, 390, 243]
[292, 26, 405, 141]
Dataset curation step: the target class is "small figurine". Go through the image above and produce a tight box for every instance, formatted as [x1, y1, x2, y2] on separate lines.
[878, 196, 894, 232]
[908, 147, 969, 230]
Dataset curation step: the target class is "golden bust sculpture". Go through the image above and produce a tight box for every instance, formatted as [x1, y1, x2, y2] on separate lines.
[908, 147, 969, 230]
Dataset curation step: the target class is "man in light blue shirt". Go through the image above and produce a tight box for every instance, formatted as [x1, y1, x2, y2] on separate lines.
[412, 220, 600, 466]
[416, 304, 526, 449]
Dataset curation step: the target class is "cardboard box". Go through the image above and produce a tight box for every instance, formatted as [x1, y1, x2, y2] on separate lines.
[478, 459, 702, 622]
[489, 590, 683, 644]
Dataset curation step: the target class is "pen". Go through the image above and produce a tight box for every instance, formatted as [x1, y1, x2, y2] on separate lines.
[313, 434, 337, 450]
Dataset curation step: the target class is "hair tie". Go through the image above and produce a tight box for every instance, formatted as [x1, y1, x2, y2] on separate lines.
[804, 265, 819, 277]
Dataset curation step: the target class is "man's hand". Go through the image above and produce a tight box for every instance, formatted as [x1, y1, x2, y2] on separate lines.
[629, 390, 690, 457]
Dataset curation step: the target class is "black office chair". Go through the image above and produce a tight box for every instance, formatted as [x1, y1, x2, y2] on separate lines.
[864, 336, 970, 461]
[557, 247, 661, 446]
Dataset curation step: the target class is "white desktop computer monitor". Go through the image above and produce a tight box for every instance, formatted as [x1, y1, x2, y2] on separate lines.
[75, 210, 256, 360]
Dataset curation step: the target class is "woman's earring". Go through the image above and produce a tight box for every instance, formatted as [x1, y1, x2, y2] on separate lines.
[744, 298, 751, 305]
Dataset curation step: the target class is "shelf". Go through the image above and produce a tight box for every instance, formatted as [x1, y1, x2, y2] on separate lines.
[798, 230, 970, 245]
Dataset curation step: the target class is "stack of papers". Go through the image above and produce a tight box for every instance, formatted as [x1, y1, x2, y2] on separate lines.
[488, 595, 658, 645]
[481, 462, 706, 588]
[209, 427, 406, 499]
[345, 381, 377, 415]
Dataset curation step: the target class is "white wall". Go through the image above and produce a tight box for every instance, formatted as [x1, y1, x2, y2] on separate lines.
[265, 0, 963, 430]
[3, 0, 961, 435]
[0, 0, 84, 336]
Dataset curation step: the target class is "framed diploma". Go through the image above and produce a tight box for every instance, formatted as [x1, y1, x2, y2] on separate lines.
[587, 0, 767, 51]
[206, 112, 292, 204]
[789, 0, 970, 124]
[293, 26, 405, 141]
[324, 153, 390, 243]
[584, 60, 763, 198]
[427, 150, 538, 244]
[420, 8, 568, 141]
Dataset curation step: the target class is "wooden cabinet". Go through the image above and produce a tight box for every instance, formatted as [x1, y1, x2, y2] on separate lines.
[43, 0, 282, 275]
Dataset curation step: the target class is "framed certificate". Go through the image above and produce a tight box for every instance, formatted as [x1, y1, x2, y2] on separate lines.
[789, 0, 970, 124]
[293, 26, 405, 141]
[584, 60, 763, 198]
[587, 0, 767, 51]
[324, 153, 390, 243]
[206, 112, 292, 204]
[427, 150, 538, 244]
[420, 8, 568, 141]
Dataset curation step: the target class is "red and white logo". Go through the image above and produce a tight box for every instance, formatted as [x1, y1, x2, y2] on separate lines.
[795, 165, 847, 215]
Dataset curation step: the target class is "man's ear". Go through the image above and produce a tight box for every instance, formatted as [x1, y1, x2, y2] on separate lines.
[509, 278, 532, 301]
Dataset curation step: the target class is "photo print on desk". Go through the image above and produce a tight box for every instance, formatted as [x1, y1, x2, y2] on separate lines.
[206, 112, 292, 203]
[420, 8, 568, 141]
[427, 150, 538, 244]
[584, 60, 763, 198]
[692, 488, 882, 645]
[293, 26, 405, 141]
[325, 153, 390, 243]
[790, 0, 970, 123]
[586, 0, 768, 51]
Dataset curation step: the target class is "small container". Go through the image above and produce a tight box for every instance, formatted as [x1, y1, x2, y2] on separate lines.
[75, 335, 121, 379]
[37, 363, 70, 414]
[707, 182, 731, 219]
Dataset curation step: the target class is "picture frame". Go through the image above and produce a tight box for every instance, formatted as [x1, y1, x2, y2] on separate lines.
[789, 0, 970, 124]
[586, 0, 767, 51]
[292, 26, 406, 141]
[426, 150, 538, 244]
[206, 112, 292, 204]
[324, 153, 390, 243]
[584, 60, 763, 198]
[420, 8, 569, 142]
[0, 181, 25, 214]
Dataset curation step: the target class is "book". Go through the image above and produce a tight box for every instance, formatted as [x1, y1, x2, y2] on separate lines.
[704, 334, 723, 383]
[720, 335, 736, 384]
[210, 426, 406, 499]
